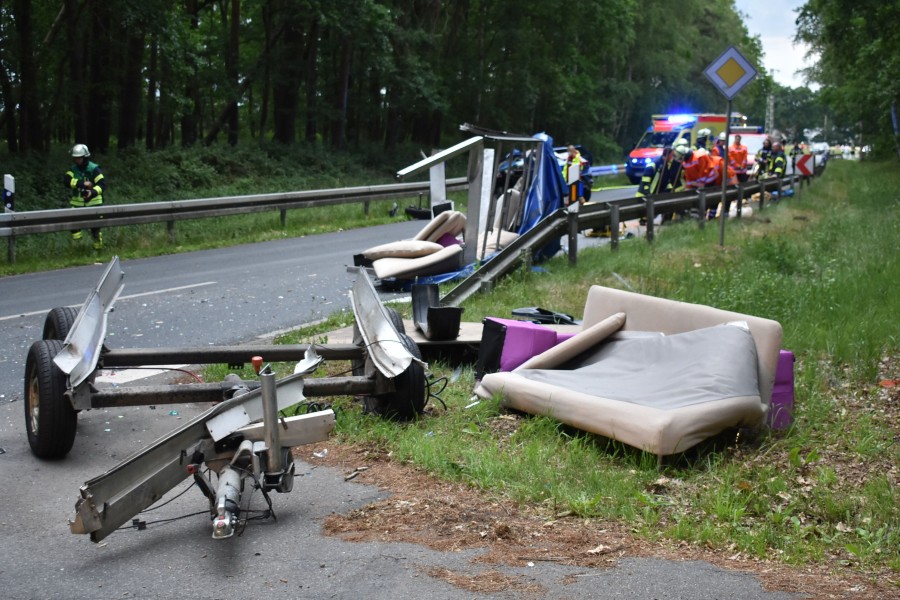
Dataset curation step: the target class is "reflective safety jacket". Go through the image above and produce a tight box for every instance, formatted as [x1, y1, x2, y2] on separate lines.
[683, 150, 736, 189]
[563, 150, 587, 185]
[729, 142, 748, 174]
[636, 155, 683, 197]
[755, 147, 773, 176]
[769, 150, 787, 177]
[710, 141, 727, 159]
[65, 161, 105, 208]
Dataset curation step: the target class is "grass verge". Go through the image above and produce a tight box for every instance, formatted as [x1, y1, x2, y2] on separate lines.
[275, 159, 898, 580]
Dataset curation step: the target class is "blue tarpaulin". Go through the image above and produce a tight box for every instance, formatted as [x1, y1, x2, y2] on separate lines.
[519, 133, 566, 262]
[518, 133, 566, 234]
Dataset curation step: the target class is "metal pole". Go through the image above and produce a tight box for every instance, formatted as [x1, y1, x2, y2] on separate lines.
[737, 182, 744, 218]
[260, 365, 283, 473]
[567, 203, 578, 265]
[610, 204, 620, 252]
[645, 198, 655, 243]
[719, 99, 731, 247]
[698, 190, 706, 229]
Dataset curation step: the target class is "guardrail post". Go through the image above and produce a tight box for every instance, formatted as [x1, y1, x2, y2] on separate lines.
[363, 200, 370, 216]
[280, 208, 287, 227]
[737, 183, 744, 218]
[757, 179, 765, 212]
[7, 236, 15, 264]
[167, 220, 176, 244]
[776, 177, 783, 201]
[567, 203, 579, 265]
[610, 204, 620, 252]
[645, 198, 655, 243]
[698, 191, 706, 229]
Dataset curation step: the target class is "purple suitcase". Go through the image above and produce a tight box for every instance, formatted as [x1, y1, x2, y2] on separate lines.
[768, 350, 795, 429]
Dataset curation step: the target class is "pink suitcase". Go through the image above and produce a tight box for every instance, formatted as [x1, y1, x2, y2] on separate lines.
[768, 350, 795, 429]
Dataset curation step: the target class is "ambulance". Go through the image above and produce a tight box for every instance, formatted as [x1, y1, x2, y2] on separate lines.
[625, 113, 751, 183]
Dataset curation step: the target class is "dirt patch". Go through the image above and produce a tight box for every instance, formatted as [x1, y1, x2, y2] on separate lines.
[306, 443, 898, 599]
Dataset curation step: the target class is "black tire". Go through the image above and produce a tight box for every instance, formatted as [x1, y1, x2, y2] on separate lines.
[42, 306, 79, 341]
[385, 307, 406, 334]
[373, 333, 426, 421]
[24, 339, 77, 459]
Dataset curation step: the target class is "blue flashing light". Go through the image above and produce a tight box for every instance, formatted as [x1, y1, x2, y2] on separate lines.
[666, 114, 696, 124]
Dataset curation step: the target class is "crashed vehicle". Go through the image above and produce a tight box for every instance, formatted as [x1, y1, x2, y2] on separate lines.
[24, 257, 430, 542]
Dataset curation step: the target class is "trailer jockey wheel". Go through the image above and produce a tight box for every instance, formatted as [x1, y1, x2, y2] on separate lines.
[42, 306, 79, 341]
[24, 339, 77, 459]
[370, 333, 426, 421]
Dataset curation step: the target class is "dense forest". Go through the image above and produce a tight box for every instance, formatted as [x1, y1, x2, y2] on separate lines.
[0, 0, 893, 161]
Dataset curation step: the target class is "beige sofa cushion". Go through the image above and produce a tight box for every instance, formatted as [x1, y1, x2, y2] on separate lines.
[363, 240, 443, 261]
[413, 210, 467, 243]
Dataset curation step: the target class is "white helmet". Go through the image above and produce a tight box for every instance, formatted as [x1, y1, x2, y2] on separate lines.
[673, 143, 692, 161]
[718, 132, 727, 141]
[697, 128, 711, 138]
[71, 144, 90, 158]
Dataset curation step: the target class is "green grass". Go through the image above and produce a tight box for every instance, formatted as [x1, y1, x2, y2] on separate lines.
[275, 159, 899, 576]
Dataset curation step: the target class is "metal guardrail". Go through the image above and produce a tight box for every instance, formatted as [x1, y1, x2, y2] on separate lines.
[588, 163, 626, 177]
[441, 174, 804, 307]
[0, 177, 468, 263]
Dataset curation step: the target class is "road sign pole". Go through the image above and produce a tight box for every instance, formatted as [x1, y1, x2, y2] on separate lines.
[719, 99, 731, 247]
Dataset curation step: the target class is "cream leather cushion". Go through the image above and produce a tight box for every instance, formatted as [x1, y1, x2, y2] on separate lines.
[362, 240, 443, 261]
[414, 210, 467, 243]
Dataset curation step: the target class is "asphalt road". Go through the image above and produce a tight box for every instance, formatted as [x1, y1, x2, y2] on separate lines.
[0, 215, 797, 599]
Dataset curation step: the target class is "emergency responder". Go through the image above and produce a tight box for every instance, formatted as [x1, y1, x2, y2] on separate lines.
[710, 132, 727, 159]
[769, 141, 787, 178]
[729, 134, 749, 182]
[636, 146, 683, 197]
[562, 144, 588, 206]
[635, 146, 684, 222]
[755, 137, 773, 179]
[695, 128, 712, 151]
[674, 143, 737, 218]
[65, 144, 105, 249]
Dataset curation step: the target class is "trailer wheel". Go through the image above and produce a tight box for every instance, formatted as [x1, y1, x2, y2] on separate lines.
[385, 307, 406, 334]
[372, 333, 426, 421]
[24, 339, 77, 459]
[351, 310, 406, 377]
[42, 306, 79, 341]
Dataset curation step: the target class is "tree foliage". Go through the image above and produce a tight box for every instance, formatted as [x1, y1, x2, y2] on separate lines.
[796, 0, 900, 156]
[0, 0, 789, 160]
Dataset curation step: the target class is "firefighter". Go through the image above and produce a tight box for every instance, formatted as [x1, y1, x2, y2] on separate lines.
[674, 143, 737, 218]
[755, 137, 773, 179]
[562, 144, 588, 206]
[695, 128, 712, 151]
[710, 132, 727, 159]
[65, 144, 106, 250]
[635, 146, 683, 197]
[729, 134, 749, 182]
[635, 146, 684, 222]
[769, 141, 787, 178]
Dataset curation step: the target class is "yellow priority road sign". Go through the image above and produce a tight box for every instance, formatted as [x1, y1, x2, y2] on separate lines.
[704, 46, 758, 100]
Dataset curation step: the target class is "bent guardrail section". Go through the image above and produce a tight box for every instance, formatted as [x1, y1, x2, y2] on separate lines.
[441, 174, 804, 307]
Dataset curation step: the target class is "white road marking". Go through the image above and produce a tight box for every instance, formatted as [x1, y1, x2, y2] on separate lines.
[0, 281, 218, 321]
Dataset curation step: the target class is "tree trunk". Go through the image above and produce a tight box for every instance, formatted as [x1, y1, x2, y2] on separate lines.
[303, 19, 319, 144]
[14, 0, 44, 152]
[86, 0, 113, 153]
[118, 32, 145, 150]
[181, 0, 201, 147]
[145, 33, 158, 150]
[226, 0, 240, 146]
[330, 36, 352, 150]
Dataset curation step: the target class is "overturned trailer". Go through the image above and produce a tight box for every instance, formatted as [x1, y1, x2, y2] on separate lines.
[22, 257, 427, 542]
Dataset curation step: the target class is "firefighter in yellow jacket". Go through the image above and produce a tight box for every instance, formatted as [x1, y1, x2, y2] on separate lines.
[65, 144, 105, 249]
